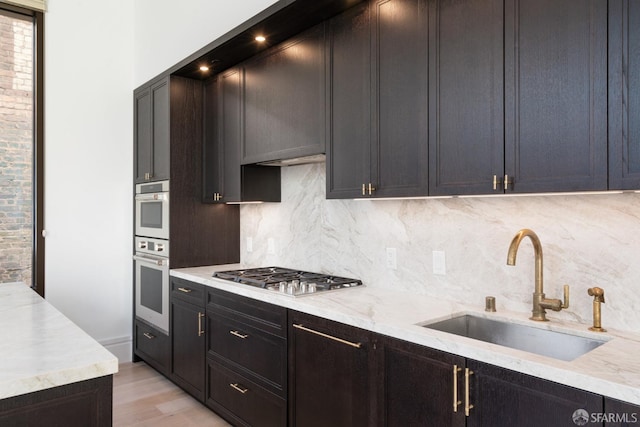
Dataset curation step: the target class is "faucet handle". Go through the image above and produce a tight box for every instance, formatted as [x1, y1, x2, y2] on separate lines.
[561, 284, 570, 309]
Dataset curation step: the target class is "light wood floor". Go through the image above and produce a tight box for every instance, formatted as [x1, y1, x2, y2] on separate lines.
[113, 362, 231, 427]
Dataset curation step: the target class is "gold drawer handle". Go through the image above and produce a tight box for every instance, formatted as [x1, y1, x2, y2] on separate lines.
[177, 287, 192, 293]
[143, 332, 155, 340]
[230, 330, 249, 339]
[229, 383, 248, 394]
[198, 312, 205, 336]
[465, 368, 474, 417]
[453, 365, 462, 412]
[293, 323, 361, 349]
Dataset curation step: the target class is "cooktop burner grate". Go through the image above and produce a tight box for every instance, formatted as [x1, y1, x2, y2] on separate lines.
[212, 267, 363, 295]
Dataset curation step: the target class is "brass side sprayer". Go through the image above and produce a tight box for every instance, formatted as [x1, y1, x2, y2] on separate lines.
[587, 287, 606, 332]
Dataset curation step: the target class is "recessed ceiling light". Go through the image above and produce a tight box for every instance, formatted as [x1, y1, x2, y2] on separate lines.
[199, 65, 209, 72]
[255, 35, 266, 42]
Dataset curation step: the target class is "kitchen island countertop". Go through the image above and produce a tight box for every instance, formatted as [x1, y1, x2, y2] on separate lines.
[0, 282, 118, 400]
[173, 264, 640, 406]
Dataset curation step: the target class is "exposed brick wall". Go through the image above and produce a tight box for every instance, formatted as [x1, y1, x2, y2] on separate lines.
[0, 12, 33, 285]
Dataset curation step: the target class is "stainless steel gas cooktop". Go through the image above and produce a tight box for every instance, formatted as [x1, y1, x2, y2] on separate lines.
[212, 267, 363, 296]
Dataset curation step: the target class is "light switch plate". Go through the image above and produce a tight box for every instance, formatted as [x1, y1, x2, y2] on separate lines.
[386, 247, 397, 270]
[433, 250, 446, 275]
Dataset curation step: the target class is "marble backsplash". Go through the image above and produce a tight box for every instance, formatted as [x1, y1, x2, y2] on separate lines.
[240, 163, 640, 334]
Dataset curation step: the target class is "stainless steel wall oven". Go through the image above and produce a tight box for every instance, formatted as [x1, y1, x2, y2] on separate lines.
[134, 236, 169, 334]
[135, 180, 169, 240]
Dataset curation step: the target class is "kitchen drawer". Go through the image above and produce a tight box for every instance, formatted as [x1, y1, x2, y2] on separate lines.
[207, 312, 286, 395]
[171, 277, 205, 306]
[207, 360, 286, 427]
[207, 287, 287, 337]
[134, 319, 170, 375]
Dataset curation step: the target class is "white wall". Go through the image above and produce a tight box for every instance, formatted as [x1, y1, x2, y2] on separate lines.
[45, 1, 276, 361]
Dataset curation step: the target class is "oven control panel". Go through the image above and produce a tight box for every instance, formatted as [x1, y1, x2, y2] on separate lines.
[135, 236, 169, 257]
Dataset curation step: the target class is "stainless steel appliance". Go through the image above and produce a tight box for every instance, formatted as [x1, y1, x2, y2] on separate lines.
[212, 267, 363, 297]
[135, 180, 169, 240]
[134, 236, 169, 334]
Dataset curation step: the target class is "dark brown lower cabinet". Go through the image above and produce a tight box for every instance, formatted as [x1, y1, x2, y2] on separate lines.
[466, 359, 603, 427]
[206, 359, 286, 427]
[205, 287, 288, 427]
[0, 375, 112, 427]
[378, 336, 466, 427]
[170, 301, 205, 401]
[134, 318, 170, 376]
[378, 335, 605, 427]
[603, 397, 640, 426]
[288, 311, 375, 427]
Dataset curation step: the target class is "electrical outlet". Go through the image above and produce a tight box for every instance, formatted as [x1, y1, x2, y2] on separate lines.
[246, 237, 253, 253]
[267, 238, 276, 255]
[433, 250, 446, 275]
[386, 247, 397, 270]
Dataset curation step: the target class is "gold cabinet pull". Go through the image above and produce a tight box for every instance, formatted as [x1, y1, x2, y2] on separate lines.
[198, 312, 205, 336]
[465, 368, 474, 416]
[293, 323, 361, 349]
[368, 183, 376, 195]
[504, 174, 512, 190]
[362, 183, 366, 196]
[230, 330, 249, 339]
[177, 287, 192, 293]
[143, 332, 155, 340]
[229, 383, 249, 394]
[453, 365, 462, 412]
[492, 175, 502, 190]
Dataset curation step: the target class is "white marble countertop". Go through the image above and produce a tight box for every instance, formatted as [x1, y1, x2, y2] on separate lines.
[0, 282, 119, 400]
[173, 264, 640, 406]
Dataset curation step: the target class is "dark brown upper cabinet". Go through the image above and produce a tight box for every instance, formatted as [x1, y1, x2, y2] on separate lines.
[202, 68, 281, 204]
[241, 24, 327, 165]
[427, 0, 504, 196]
[327, 0, 429, 199]
[430, 0, 608, 195]
[134, 77, 170, 184]
[503, 0, 608, 194]
[609, 0, 640, 190]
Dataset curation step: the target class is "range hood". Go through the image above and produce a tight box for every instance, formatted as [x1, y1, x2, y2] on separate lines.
[256, 154, 326, 167]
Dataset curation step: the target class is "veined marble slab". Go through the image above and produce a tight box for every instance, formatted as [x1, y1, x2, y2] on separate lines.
[173, 265, 640, 406]
[0, 282, 119, 399]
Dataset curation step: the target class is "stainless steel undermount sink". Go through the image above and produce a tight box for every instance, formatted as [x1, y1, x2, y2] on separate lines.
[421, 314, 607, 361]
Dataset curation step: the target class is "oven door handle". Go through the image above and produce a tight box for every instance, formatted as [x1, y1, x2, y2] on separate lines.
[133, 254, 168, 266]
[135, 193, 168, 202]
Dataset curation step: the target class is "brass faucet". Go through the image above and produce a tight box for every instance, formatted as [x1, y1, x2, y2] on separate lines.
[587, 287, 606, 332]
[506, 229, 569, 321]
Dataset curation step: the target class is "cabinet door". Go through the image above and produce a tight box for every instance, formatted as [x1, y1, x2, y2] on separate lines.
[151, 78, 170, 182]
[428, 0, 504, 196]
[466, 359, 603, 427]
[134, 319, 170, 376]
[603, 397, 640, 426]
[378, 336, 465, 427]
[202, 76, 223, 203]
[372, 0, 429, 197]
[504, 0, 608, 193]
[243, 24, 326, 164]
[220, 69, 242, 202]
[289, 311, 374, 427]
[609, 0, 640, 189]
[134, 87, 152, 183]
[326, 2, 372, 199]
[171, 299, 205, 401]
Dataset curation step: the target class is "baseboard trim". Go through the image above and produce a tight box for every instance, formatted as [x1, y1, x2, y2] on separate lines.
[100, 336, 132, 363]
